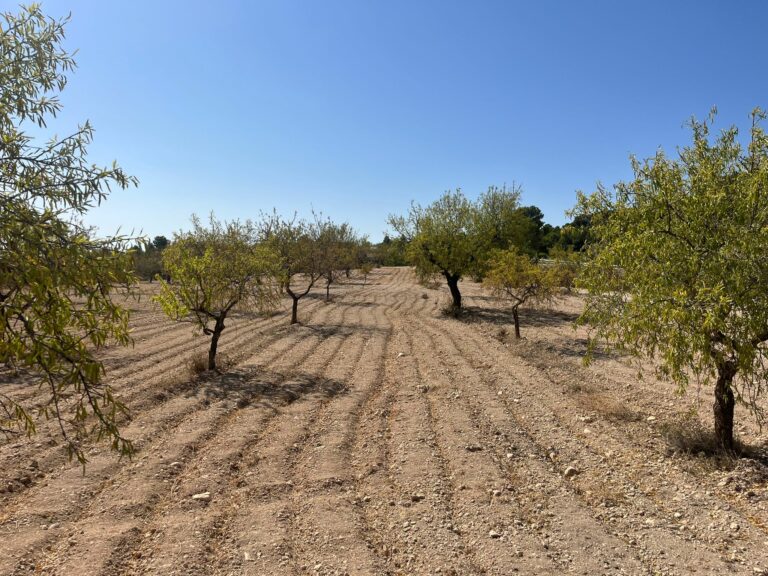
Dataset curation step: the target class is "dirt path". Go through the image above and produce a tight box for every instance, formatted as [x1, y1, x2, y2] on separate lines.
[2, 268, 768, 575]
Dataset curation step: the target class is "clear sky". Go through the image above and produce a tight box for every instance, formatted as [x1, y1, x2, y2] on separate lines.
[16, 1, 768, 242]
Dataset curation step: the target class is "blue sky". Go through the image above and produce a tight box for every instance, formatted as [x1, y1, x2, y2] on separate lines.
[17, 1, 768, 241]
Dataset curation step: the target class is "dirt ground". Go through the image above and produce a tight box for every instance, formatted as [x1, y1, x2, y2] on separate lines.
[2, 267, 768, 576]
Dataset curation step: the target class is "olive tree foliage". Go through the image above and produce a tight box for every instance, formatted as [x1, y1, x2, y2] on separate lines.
[154, 216, 280, 371]
[484, 248, 560, 338]
[259, 212, 324, 324]
[0, 6, 139, 462]
[575, 109, 768, 452]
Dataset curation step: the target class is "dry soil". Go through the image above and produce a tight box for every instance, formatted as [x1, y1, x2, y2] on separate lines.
[2, 267, 768, 575]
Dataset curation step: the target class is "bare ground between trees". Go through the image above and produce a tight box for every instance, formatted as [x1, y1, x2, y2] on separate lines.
[2, 268, 768, 575]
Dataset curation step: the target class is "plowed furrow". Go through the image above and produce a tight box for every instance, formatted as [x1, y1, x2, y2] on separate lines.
[0, 303, 342, 574]
[419, 314, 738, 574]
[0, 298, 339, 509]
[352, 288, 479, 574]
[26, 305, 347, 576]
[493, 326, 768, 548]
[282, 303, 389, 575]
[116, 302, 357, 576]
[390, 314, 562, 573]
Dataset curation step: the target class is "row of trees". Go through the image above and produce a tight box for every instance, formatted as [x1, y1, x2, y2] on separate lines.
[0, 0, 370, 460]
[386, 110, 768, 453]
[2, 4, 765, 460]
[155, 213, 368, 371]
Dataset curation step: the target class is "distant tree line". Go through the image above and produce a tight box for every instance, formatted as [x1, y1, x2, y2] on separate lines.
[154, 211, 371, 370]
[132, 235, 171, 281]
[374, 198, 590, 268]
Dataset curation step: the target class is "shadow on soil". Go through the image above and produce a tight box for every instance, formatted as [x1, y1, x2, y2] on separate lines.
[0, 367, 43, 390]
[453, 304, 617, 362]
[333, 299, 380, 309]
[302, 292, 381, 309]
[457, 305, 579, 328]
[297, 323, 356, 338]
[181, 366, 348, 411]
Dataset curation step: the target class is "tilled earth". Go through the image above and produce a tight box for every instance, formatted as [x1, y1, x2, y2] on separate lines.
[2, 267, 768, 575]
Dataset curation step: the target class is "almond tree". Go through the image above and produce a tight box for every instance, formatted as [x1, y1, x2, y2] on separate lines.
[575, 109, 768, 452]
[484, 248, 559, 338]
[260, 213, 324, 324]
[316, 216, 363, 301]
[388, 190, 478, 309]
[155, 215, 280, 370]
[0, 6, 138, 462]
[389, 186, 530, 309]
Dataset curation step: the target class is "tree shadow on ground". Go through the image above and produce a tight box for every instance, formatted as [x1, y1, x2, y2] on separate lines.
[287, 320, 390, 340]
[333, 300, 380, 309]
[455, 305, 578, 329]
[660, 414, 768, 471]
[0, 367, 43, 388]
[176, 365, 348, 411]
[298, 324, 355, 338]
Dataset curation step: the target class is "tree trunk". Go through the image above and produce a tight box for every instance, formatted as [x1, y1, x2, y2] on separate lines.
[512, 306, 521, 339]
[326, 279, 331, 301]
[291, 296, 299, 325]
[713, 362, 737, 452]
[444, 273, 461, 309]
[208, 316, 225, 371]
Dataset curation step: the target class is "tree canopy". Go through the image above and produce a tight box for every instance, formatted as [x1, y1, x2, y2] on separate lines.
[315, 216, 363, 301]
[575, 109, 768, 451]
[260, 212, 325, 324]
[389, 190, 481, 308]
[389, 186, 532, 309]
[155, 215, 280, 371]
[484, 248, 560, 338]
[0, 5, 138, 462]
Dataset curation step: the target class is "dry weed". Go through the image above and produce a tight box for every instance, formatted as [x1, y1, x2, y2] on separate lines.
[660, 410, 748, 473]
[189, 353, 208, 376]
[440, 301, 465, 319]
[582, 394, 641, 423]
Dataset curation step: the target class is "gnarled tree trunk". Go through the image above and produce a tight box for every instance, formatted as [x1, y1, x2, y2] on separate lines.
[713, 361, 737, 452]
[512, 306, 521, 339]
[444, 272, 461, 309]
[290, 296, 299, 324]
[208, 315, 226, 371]
[286, 283, 312, 325]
